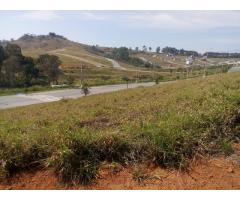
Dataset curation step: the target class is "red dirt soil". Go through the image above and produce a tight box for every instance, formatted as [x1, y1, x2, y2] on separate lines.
[1, 145, 240, 190]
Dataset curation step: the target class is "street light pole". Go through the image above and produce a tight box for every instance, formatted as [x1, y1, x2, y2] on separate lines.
[80, 64, 84, 86]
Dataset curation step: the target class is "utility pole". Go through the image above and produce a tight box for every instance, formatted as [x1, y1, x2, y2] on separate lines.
[186, 67, 189, 79]
[203, 64, 206, 78]
[135, 71, 138, 83]
[80, 64, 84, 86]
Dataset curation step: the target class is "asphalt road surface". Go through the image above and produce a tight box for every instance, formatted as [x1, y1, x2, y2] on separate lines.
[0, 82, 155, 110]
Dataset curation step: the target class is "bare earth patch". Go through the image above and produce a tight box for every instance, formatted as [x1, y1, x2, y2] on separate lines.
[1, 152, 240, 190]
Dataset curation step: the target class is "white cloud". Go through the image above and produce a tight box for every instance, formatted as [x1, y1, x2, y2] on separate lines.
[19, 11, 61, 21]
[123, 11, 240, 30]
[75, 11, 240, 30]
[78, 11, 109, 21]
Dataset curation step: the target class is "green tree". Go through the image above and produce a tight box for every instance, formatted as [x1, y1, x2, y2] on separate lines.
[36, 54, 61, 84]
[112, 47, 129, 61]
[142, 45, 147, 52]
[122, 76, 130, 88]
[0, 46, 5, 84]
[22, 57, 39, 86]
[2, 55, 23, 86]
[4, 43, 22, 58]
[81, 83, 90, 96]
[156, 47, 161, 54]
[0, 46, 4, 65]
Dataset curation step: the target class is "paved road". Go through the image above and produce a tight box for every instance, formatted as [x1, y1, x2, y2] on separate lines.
[0, 82, 156, 109]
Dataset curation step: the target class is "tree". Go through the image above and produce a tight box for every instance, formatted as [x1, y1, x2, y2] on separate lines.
[135, 47, 139, 52]
[112, 47, 129, 61]
[142, 45, 147, 52]
[36, 54, 61, 84]
[0, 46, 4, 65]
[155, 75, 164, 84]
[0, 44, 24, 86]
[22, 57, 39, 86]
[156, 47, 161, 54]
[122, 76, 130, 88]
[0, 46, 4, 83]
[149, 47, 152, 51]
[4, 43, 22, 58]
[81, 83, 90, 96]
[2, 55, 23, 86]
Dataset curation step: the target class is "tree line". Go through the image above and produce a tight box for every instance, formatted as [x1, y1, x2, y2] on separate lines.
[203, 52, 240, 58]
[161, 46, 199, 57]
[0, 43, 61, 87]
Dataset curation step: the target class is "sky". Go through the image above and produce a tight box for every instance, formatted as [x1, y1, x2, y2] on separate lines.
[1, 10, 240, 53]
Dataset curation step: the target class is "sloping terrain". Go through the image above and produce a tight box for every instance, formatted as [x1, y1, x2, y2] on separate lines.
[8, 34, 175, 86]
[0, 73, 240, 188]
[12, 34, 112, 68]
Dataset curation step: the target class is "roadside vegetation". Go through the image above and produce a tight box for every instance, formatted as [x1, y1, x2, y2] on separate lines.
[1, 73, 240, 184]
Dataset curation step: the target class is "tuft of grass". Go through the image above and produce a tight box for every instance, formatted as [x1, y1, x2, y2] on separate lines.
[218, 139, 234, 156]
[132, 167, 149, 183]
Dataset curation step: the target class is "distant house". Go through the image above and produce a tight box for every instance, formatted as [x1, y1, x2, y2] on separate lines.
[186, 57, 193, 65]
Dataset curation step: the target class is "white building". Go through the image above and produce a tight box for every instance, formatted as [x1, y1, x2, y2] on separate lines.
[186, 57, 193, 65]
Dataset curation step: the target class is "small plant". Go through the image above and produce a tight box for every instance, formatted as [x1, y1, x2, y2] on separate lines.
[219, 139, 234, 156]
[132, 168, 149, 183]
[108, 162, 123, 175]
[122, 76, 130, 89]
[81, 83, 90, 96]
[155, 75, 164, 84]
[48, 142, 100, 185]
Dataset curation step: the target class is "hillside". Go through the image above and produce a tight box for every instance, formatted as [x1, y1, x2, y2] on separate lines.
[0, 33, 232, 92]
[5, 33, 177, 86]
[1, 73, 240, 188]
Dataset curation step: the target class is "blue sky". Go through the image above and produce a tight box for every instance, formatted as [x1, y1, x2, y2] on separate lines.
[1, 11, 240, 53]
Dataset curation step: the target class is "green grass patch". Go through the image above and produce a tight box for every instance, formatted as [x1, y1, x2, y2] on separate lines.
[1, 73, 240, 184]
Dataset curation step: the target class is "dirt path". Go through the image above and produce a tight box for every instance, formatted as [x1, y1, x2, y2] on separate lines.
[52, 52, 104, 68]
[51, 49, 170, 75]
[106, 58, 126, 70]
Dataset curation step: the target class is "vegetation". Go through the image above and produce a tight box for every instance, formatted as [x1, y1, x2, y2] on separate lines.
[203, 52, 240, 58]
[1, 73, 240, 184]
[0, 43, 61, 88]
[107, 47, 154, 68]
[81, 83, 90, 96]
[156, 46, 161, 54]
[162, 46, 199, 56]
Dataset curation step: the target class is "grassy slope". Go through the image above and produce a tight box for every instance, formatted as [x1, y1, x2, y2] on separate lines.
[1, 71, 240, 184]
[18, 38, 174, 86]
